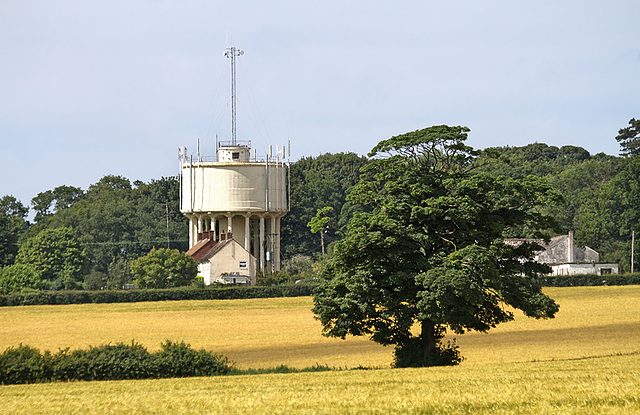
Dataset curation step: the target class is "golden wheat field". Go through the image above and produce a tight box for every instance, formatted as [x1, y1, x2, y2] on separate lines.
[1, 286, 640, 414]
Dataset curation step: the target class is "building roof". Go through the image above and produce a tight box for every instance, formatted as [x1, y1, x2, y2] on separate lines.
[186, 238, 216, 261]
[186, 238, 234, 262]
[503, 235, 566, 250]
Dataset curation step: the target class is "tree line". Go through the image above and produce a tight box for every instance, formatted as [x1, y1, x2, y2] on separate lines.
[1, 118, 639, 294]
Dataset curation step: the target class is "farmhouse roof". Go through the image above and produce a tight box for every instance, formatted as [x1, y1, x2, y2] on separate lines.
[186, 238, 233, 262]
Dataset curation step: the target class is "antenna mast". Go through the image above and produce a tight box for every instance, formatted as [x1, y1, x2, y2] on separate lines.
[224, 46, 244, 146]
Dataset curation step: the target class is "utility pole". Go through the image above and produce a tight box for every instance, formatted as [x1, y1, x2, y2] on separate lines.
[224, 46, 244, 146]
[166, 202, 170, 249]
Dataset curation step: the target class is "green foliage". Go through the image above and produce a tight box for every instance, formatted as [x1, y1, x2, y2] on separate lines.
[53, 342, 157, 382]
[394, 337, 462, 368]
[0, 345, 52, 385]
[547, 158, 622, 232]
[255, 271, 293, 286]
[539, 273, 640, 287]
[31, 185, 84, 224]
[0, 195, 30, 267]
[26, 176, 188, 275]
[573, 157, 640, 271]
[473, 142, 636, 267]
[0, 264, 40, 294]
[307, 206, 335, 255]
[282, 254, 314, 280]
[106, 258, 133, 289]
[313, 125, 561, 367]
[0, 284, 318, 307]
[233, 363, 332, 375]
[130, 248, 198, 289]
[615, 117, 640, 157]
[475, 143, 594, 178]
[0, 341, 233, 384]
[307, 206, 333, 234]
[83, 270, 107, 291]
[15, 227, 86, 289]
[281, 153, 368, 257]
[155, 340, 232, 378]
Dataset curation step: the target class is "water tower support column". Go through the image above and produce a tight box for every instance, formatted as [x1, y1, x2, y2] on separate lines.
[275, 215, 281, 271]
[244, 215, 251, 251]
[270, 216, 277, 272]
[252, 218, 259, 258]
[259, 216, 265, 272]
[226, 214, 233, 235]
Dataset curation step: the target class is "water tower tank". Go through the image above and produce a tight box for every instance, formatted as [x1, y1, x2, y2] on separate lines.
[180, 141, 289, 275]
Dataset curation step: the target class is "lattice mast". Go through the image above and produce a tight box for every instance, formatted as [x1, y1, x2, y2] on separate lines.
[224, 46, 244, 146]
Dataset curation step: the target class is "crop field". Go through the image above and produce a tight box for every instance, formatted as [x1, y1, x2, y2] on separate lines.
[1, 286, 639, 413]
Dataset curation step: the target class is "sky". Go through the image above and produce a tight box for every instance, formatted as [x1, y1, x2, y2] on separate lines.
[2, 1, 640, 212]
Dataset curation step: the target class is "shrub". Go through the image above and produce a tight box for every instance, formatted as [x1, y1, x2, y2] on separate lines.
[0, 345, 52, 385]
[155, 340, 232, 378]
[0, 341, 234, 384]
[53, 342, 157, 382]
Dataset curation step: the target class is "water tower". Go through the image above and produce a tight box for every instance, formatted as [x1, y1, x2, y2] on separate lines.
[179, 46, 289, 283]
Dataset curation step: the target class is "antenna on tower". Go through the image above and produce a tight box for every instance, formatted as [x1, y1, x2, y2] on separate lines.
[223, 46, 244, 146]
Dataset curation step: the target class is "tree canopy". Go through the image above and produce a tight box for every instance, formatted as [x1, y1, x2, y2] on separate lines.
[615, 118, 640, 157]
[0, 196, 29, 267]
[313, 125, 561, 367]
[130, 248, 198, 289]
[281, 152, 368, 258]
[15, 227, 86, 290]
[25, 175, 188, 275]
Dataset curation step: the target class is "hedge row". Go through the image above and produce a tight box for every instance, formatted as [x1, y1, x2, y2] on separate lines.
[0, 283, 318, 307]
[0, 341, 232, 385]
[2, 274, 639, 308]
[539, 273, 640, 287]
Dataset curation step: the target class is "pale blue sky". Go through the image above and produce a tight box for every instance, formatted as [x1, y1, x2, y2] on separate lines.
[1, 1, 639, 211]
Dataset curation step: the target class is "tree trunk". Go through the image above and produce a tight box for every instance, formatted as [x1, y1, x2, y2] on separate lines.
[420, 319, 437, 362]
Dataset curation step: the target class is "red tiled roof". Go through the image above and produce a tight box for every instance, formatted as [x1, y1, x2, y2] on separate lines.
[186, 238, 233, 262]
[186, 238, 216, 261]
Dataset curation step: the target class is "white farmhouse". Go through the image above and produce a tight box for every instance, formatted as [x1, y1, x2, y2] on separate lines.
[505, 231, 618, 276]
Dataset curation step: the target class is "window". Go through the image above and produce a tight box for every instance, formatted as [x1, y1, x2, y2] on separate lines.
[601, 268, 612, 275]
[239, 261, 247, 269]
[232, 152, 240, 160]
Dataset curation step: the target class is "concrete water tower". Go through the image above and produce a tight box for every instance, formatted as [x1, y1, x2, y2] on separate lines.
[179, 46, 289, 284]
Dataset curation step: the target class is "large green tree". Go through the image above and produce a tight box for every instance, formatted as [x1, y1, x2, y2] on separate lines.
[0, 264, 40, 294]
[15, 227, 86, 290]
[130, 248, 198, 289]
[313, 126, 561, 367]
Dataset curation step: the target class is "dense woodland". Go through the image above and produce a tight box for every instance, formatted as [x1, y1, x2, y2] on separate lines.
[1, 121, 639, 293]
